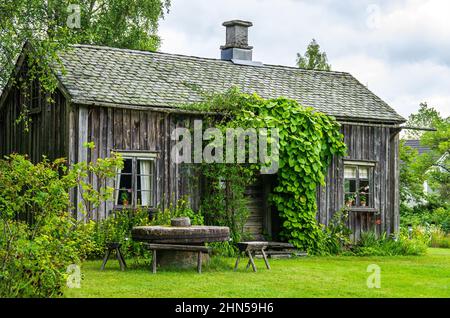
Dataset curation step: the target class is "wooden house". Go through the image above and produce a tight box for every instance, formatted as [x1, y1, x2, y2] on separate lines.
[0, 20, 405, 241]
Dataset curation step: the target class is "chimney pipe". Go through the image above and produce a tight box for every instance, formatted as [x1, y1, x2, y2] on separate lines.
[220, 20, 253, 61]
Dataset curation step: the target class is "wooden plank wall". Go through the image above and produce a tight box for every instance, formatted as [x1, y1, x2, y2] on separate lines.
[316, 124, 400, 241]
[0, 85, 68, 162]
[72, 106, 201, 220]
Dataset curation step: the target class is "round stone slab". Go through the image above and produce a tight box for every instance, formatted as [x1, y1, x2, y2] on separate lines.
[131, 225, 230, 244]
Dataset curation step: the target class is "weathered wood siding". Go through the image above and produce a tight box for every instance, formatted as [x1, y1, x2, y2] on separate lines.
[316, 124, 400, 241]
[0, 83, 68, 162]
[70, 105, 201, 220]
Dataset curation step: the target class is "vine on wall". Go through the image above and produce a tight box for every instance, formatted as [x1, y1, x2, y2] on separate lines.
[185, 88, 347, 253]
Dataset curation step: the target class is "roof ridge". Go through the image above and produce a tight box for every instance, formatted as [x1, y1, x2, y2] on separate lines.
[68, 44, 351, 75]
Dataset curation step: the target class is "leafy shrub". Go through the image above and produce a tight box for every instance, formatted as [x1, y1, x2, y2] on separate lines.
[405, 224, 450, 249]
[152, 196, 204, 226]
[401, 202, 450, 233]
[349, 231, 427, 256]
[0, 152, 122, 297]
[319, 207, 352, 255]
[430, 207, 450, 233]
[0, 215, 82, 298]
[429, 230, 450, 248]
[79, 208, 151, 260]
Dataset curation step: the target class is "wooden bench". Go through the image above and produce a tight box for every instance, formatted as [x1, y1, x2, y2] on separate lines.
[234, 241, 271, 272]
[143, 243, 211, 274]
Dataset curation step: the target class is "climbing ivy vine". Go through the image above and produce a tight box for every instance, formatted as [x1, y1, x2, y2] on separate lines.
[185, 88, 347, 253]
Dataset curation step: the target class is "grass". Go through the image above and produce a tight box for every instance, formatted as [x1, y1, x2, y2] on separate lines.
[65, 248, 450, 298]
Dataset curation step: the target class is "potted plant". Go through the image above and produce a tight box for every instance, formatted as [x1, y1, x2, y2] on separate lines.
[120, 190, 129, 206]
[345, 194, 355, 207]
[360, 194, 367, 207]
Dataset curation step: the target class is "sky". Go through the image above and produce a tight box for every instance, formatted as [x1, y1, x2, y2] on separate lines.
[158, 0, 450, 119]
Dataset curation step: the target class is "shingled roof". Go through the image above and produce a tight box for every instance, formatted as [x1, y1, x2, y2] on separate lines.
[56, 44, 405, 123]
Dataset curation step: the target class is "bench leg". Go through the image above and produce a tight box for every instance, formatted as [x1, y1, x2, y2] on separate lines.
[247, 251, 257, 272]
[245, 252, 251, 270]
[234, 253, 241, 271]
[116, 248, 126, 271]
[118, 248, 127, 269]
[100, 248, 111, 270]
[152, 249, 157, 274]
[261, 249, 271, 270]
[197, 251, 202, 274]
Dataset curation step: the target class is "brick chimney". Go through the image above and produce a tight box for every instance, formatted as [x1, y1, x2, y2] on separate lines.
[220, 20, 253, 61]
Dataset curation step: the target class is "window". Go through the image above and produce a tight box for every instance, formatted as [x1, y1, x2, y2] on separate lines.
[29, 79, 41, 114]
[114, 153, 157, 208]
[344, 161, 375, 209]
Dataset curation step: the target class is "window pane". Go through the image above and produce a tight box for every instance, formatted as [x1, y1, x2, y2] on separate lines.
[115, 159, 133, 205]
[359, 180, 370, 193]
[359, 167, 369, 179]
[344, 179, 356, 192]
[344, 166, 356, 178]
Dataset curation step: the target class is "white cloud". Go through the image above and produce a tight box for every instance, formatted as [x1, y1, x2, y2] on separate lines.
[159, 0, 450, 118]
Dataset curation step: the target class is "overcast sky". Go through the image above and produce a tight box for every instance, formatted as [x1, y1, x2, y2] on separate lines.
[158, 0, 450, 118]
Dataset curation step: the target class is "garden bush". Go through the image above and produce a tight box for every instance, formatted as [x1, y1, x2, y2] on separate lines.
[405, 224, 450, 249]
[401, 204, 450, 233]
[83, 208, 151, 260]
[0, 152, 122, 297]
[0, 155, 80, 297]
[348, 231, 428, 256]
[320, 208, 353, 255]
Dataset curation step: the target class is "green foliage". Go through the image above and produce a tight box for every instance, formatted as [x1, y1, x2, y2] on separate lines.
[0, 149, 123, 297]
[185, 88, 347, 254]
[428, 227, 450, 248]
[152, 196, 205, 226]
[404, 102, 442, 139]
[84, 208, 152, 260]
[320, 207, 352, 255]
[348, 231, 427, 256]
[197, 164, 255, 243]
[400, 103, 449, 231]
[296, 39, 331, 71]
[0, 0, 170, 121]
[401, 205, 450, 233]
[399, 140, 426, 204]
[71, 150, 124, 220]
[0, 155, 79, 297]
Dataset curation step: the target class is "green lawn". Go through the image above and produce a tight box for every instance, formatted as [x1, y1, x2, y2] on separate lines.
[65, 248, 450, 298]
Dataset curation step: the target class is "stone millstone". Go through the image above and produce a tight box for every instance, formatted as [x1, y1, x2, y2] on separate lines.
[171, 217, 191, 227]
[131, 225, 230, 244]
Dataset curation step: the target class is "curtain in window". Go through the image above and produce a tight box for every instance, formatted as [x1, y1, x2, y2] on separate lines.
[115, 169, 121, 205]
[140, 160, 152, 206]
[344, 166, 356, 178]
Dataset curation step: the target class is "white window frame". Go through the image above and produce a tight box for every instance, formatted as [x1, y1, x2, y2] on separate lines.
[114, 152, 157, 208]
[343, 160, 376, 210]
